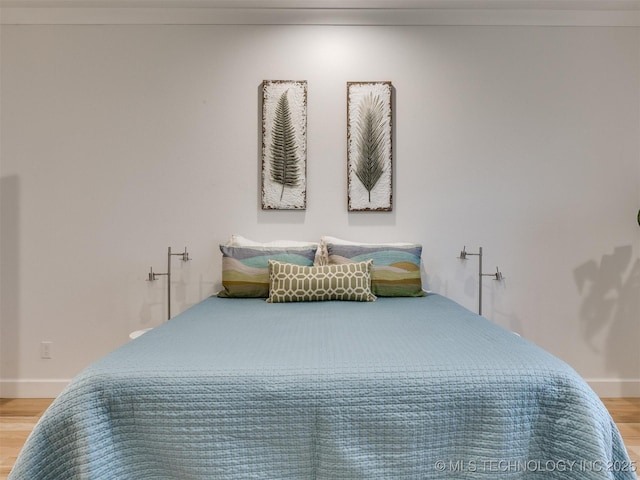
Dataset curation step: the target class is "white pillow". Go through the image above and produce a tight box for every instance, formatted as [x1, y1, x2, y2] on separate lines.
[227, 234, 317, 247]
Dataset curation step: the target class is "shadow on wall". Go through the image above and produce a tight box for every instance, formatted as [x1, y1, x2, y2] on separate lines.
[0, 175, 20, 391]
[573, 245, 640, 391]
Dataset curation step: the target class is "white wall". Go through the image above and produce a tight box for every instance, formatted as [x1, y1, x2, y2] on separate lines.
[1, 19, 639, 396]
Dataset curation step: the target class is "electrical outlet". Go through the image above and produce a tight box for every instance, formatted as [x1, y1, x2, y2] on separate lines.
[40, 341, 52, 359]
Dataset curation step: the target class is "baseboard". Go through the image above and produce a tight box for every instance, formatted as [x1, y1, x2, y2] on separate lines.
[0, 379, 70, 398]
[587, 379, 640, 398]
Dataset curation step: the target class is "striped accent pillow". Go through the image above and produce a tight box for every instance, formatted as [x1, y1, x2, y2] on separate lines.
[326, 243, 425, 297]
[267, 260, 376, 303]
[218, 245, 317, 298]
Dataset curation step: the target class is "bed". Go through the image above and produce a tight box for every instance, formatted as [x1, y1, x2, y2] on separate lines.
[9, 294, 635, 479]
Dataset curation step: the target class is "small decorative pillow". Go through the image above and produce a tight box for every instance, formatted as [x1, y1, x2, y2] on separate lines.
[218, 245, 317, 298]
[267, 260, 376, 303]
[326, 243, 425, 297]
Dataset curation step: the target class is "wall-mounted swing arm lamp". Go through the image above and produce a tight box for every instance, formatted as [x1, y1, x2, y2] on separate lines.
[457, 246, 504, 316]
[147, 246, 191, 320]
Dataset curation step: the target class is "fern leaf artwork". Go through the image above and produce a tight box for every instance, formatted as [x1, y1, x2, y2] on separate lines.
[347, 82, 393, 211]
[270, 91, 301, 201]
[262, 80, 307, 210]
[354, 92, 386, 202]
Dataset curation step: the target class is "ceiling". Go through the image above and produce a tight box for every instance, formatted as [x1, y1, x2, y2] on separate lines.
[2, 0, 638, 26]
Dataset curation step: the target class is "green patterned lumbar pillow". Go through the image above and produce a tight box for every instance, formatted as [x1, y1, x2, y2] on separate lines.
[325, 243, 425, 297]
[267, 260, 376, 303]
[218, 245, 317, 298]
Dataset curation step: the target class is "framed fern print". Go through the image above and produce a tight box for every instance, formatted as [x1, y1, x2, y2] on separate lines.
[347, 81, 393, 211]
[261, 80, 307, 210]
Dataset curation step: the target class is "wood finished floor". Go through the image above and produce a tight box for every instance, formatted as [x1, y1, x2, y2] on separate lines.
[1, 397, 639, 479]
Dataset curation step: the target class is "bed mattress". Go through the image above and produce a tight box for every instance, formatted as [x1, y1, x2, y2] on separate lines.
[9, 295, 635, 479]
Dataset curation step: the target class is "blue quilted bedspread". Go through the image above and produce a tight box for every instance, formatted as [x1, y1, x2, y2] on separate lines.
[10, 295, 636, 479]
